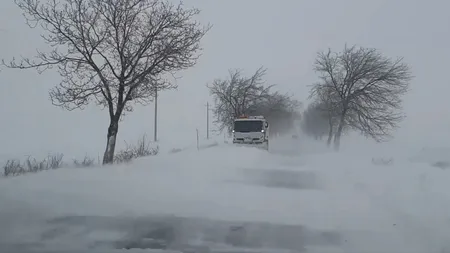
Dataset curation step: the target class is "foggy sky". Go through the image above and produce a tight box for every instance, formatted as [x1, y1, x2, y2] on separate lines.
[1, 0, 449, 159]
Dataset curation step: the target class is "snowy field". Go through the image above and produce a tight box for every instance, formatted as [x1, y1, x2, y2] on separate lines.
[1, 136, 450, 253]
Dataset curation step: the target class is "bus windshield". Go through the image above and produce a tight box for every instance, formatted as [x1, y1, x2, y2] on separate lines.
[234, 120, 263, 132]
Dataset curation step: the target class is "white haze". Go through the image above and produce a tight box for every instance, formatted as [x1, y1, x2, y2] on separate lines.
[1, 0, 450, 252]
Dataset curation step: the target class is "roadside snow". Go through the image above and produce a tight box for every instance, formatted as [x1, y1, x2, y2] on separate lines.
[1, 137, 450, 252]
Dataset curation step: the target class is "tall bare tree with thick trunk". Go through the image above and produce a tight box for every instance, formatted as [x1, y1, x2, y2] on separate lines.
[4, 0, 210, 164]
[310, 45, 412, 150]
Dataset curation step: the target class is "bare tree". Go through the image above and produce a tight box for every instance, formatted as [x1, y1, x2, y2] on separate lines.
[248, 91, 301, 135]
[207, 67, 272, 132]
[4, 0, 211, 164]
[309, 83, 341, 146]
[310, 45, 412, 150]
[208, 67, 301, 134]
[301, 102, 329, 141]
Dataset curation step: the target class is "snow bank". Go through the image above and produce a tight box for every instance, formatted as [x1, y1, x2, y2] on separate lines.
[301, 151, 450, 252]
[159, 137, 220, 154]
[409, 147, 450, 166]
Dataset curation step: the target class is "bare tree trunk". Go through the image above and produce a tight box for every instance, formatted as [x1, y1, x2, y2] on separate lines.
[327, 127, 333, 147]
[327, 119, 333, 147]
[333, 114, 345, 151]
[103, 119, 119, 164]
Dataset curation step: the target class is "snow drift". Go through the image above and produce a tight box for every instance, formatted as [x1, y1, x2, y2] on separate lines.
[1, 137, 450, 252]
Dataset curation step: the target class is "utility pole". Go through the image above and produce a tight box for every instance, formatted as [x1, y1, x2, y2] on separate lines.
[196, 128, 199, 150]
[206, 102, 210, 139]
[154, 87, 158, 142]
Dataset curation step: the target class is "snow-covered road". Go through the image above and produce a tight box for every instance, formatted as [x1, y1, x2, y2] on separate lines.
[1, 137, 450, 252]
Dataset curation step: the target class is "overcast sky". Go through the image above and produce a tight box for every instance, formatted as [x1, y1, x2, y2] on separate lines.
[1, 0, 449, 159]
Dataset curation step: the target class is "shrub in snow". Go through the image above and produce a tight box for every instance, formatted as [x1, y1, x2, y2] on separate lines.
[2, 160, 24, 177]
[2, 153, 64, 177]
[169, 148, 183, 154]
[431, 161, 450, 169]
[73, 155, 97, 168]
[2, 135, 159, 177]
[371, 157, 394, 166]
[114, 135, 159, 164]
